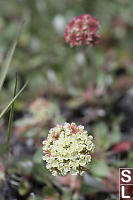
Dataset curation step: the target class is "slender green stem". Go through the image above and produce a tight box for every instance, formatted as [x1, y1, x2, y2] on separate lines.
[86, 47, 97, 88]
[7, 74, 18, 144]
[0, 20, 25, 92]
[0, 80, 28, 119]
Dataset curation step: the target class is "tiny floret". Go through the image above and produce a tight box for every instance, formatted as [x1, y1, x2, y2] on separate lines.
[42, 122, 95, 176]
[64, 14, 100, 47]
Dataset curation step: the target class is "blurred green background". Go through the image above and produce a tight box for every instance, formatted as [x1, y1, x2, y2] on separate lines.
[0, 0, 133, 199]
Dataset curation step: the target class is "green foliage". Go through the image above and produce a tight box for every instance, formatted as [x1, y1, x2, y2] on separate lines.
[32, 163, 51, 184]
[0, 32, 17, 91]
[90, 159, 110, 178]
[0, 81, 28, 119]
[7, 75, 18, 144]
[81, 183, 99, 195]
[43, 186, 55, 196]
[128, 151, 133, 167]
[33, 148, 42, 164]
[94, 123, 121, 151]
[83, 173, 107, 190]
[19, 181, 30, 196]
[0, 0, 132, 199]
[0, 144, 9, 156]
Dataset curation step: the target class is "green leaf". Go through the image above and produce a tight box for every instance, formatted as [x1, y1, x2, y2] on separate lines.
[83, 173, 107, 190]
[81, 183, 99, 195]
[0, 81, 28, 119]
[0, 144, 9, 156]
[0, 22, 23, 91]
[7, 75, 18, 144]
[0, 41, 17, 91]
[43, 186, 55, 197]
[18, 181, 30, 196]
[33, 148, 42, 164]
[94, 123, 121, 150]
[62, 190, 72, 200]
[110, 125, 121, 145]
[128, 151, 133, 168]
[94, 123, 110, 150]
[32, 163, 51, 184]
[90, 159, 110, 178]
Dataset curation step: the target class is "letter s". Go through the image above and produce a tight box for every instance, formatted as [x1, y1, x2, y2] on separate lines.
[121, 170, 131, 183]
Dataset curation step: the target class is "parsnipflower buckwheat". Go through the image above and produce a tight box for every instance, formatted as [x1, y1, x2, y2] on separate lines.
[42, 122, 95, 176]
[64, 14, 100, 47]
[29, 98, 51, 123]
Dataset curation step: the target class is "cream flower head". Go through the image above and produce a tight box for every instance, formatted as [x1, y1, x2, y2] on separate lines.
[29, 98, 51, 123]
[42, 122, 95, 176]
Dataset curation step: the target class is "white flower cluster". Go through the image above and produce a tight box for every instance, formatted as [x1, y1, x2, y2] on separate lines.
[29, 98, 51, 123]
[42, 122, 95, 176]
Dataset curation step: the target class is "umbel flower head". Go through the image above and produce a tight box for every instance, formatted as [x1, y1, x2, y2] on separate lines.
[42, 122, 95, 176]
[29, 98, 51, 123]
[64, 14, 100, 47]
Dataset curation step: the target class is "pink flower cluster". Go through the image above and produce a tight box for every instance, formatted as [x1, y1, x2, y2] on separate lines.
[64, 14, 100, 47]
